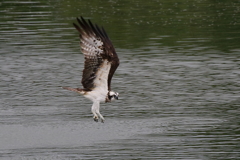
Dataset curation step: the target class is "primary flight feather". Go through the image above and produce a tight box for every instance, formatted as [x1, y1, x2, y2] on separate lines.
[62, 16, 120, 123]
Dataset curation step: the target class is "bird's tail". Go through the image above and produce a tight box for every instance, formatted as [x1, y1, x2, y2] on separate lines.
[62, 87, 85, 94]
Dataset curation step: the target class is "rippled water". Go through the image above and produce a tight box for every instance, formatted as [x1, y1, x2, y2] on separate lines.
[0, 0, 240, 159]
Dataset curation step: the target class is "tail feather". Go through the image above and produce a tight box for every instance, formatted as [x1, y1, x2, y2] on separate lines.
[62, 87, 85, 94]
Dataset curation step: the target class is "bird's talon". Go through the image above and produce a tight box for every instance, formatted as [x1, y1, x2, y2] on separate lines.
[93, 117, 98, 122]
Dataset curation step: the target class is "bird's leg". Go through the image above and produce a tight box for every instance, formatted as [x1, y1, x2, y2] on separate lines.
[95, 103, 105, 123]
[91, 102, 98, 122]
[96, 111, 104, 123]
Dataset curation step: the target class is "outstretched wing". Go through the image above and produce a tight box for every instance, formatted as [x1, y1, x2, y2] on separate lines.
[73, 17, 119, 91]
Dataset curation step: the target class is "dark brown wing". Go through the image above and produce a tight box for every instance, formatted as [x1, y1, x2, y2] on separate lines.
[73, 17, 119, 90]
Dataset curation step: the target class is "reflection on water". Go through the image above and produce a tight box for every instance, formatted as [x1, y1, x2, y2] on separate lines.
[0, 0, 240, 159]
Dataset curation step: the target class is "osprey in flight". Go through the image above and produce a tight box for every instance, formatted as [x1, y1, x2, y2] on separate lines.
[62, 17, 119, 123]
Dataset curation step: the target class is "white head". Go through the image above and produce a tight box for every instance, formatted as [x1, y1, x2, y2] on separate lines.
[108, 91, 119, 101]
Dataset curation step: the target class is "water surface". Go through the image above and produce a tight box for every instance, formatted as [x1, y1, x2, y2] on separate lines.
[0, 0, 240, 159]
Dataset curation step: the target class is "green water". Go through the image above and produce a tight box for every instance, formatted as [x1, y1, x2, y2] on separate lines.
[0, 0, 240, 159]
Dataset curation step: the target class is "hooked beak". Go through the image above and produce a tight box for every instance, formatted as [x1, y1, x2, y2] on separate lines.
[114, 95, 118, 100]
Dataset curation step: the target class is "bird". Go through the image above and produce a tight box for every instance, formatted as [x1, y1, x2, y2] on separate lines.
[62, 16, 120, 123]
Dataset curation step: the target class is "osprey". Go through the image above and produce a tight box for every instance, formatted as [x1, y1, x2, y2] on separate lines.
[62, 17, 119, 123]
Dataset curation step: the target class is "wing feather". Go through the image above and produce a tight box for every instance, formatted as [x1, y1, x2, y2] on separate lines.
[73, 17, 119, 91]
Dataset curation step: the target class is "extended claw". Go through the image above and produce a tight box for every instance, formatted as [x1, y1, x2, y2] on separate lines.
[101, 118, 105, 123]
[93, 116, 98, 122]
